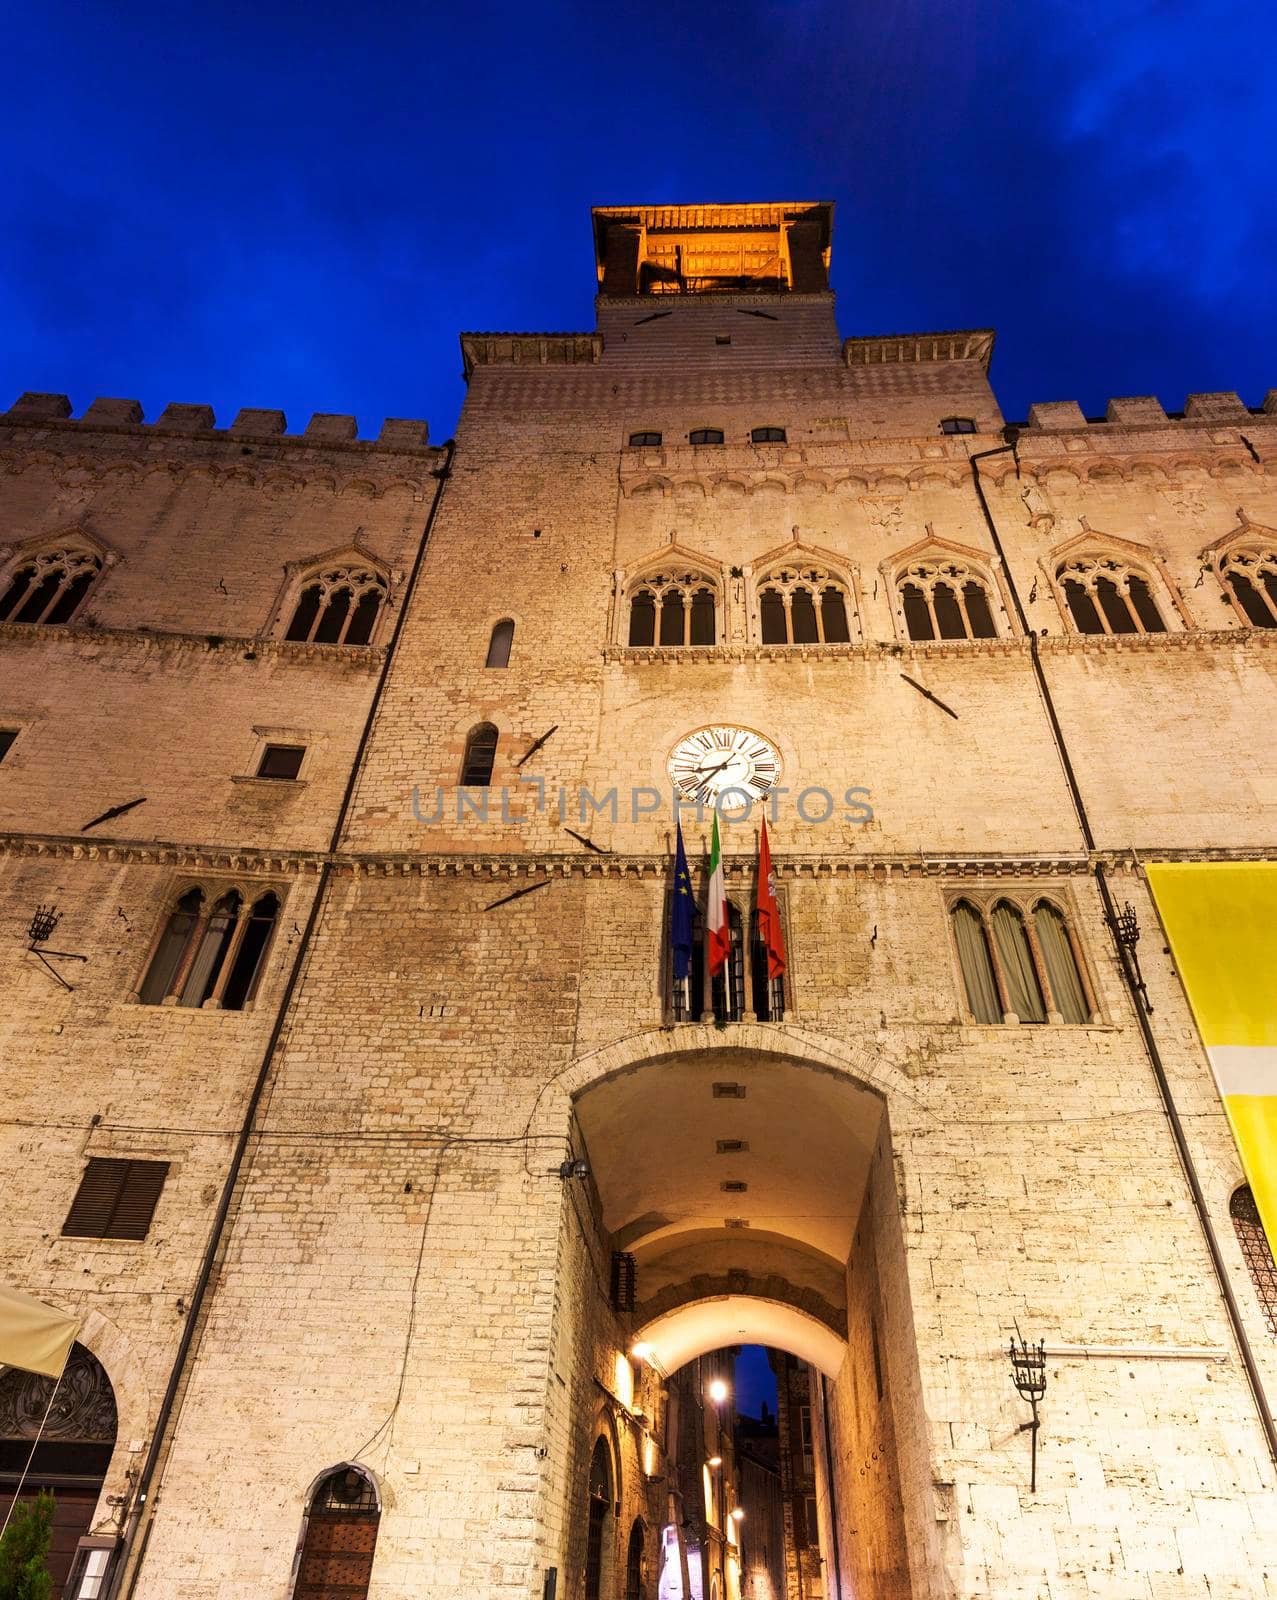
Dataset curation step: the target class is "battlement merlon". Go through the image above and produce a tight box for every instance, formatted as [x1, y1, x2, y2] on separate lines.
[591, 201, 835, 298]
[0, 393, 434, 454]
[1023, 392, 1277, 430]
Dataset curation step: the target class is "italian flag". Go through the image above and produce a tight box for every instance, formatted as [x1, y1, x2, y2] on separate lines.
[707, 815, 731, 976]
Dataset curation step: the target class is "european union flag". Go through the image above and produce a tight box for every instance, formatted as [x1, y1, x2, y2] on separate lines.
[671, 821, 695, 980]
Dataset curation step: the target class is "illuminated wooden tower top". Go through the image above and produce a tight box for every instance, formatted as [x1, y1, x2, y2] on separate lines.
[591, 202, 834, 297]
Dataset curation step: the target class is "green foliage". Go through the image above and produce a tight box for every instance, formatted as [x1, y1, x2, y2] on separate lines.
[0, 1490, 55, 1600]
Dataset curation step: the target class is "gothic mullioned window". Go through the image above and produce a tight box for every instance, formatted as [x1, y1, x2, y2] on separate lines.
[756, 564, 852, 645]
[1219, 547, 1277, 629]
[628, 571, 717, 647]
[138, 885, 280, 1009]
[0, 546, 102, 625]
[1056, 555, 1166, 635]
[898, 558, 998, 641]
[294, 1467, 381, 1600]
[950, 895, 1094, 1025]
[1231, 1186, 1277, 1336]
[285, 565, 387, 645]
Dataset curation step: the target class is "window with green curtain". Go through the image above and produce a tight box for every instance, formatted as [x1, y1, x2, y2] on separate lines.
[952, 902, 1000, 1023]
[991, 902, 1046, 1022]
[1034, 902, 1089, 1022]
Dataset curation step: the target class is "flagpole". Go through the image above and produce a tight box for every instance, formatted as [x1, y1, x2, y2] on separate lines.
[0, 1355, 67, 1540]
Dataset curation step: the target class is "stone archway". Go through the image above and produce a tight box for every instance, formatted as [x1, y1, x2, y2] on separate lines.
[0, 1342, 118, 1589]
[548, 1033, 942, 1600]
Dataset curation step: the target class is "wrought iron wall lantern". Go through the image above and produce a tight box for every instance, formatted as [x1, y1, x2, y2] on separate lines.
[1009, 1332, 1047, 1493]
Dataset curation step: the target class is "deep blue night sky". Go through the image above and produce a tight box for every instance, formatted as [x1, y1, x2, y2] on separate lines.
[3, 1, 1273, 441]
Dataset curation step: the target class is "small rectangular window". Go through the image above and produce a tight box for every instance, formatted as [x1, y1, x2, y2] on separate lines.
[715, 335, 732, 346]
[940, 417, 978, 435]
[62, 1158, 170, 1240]
[0, 730, 17, 762]
[804, 1496, 819, 1546]
[257, 744, 305, 780]
[799, 1404, 812, 1450]
[751, 426, 786, 443]
[628, 431, 662, 447]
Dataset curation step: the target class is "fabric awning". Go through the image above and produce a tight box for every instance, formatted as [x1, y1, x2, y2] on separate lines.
[0, 1284, 80, 1378]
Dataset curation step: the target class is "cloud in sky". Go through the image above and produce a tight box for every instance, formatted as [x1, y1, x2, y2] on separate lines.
[0, 0, 1271, 434]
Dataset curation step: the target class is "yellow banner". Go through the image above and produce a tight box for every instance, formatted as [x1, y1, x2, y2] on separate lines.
[1146, 862, 1277, 1256]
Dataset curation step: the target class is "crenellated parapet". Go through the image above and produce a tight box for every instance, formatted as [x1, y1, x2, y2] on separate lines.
[1, 391, 432, 452]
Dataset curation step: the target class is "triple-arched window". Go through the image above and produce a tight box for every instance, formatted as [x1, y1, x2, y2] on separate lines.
[627, 571, 718, 647]
[898, 559, 998, 641]
[0, 545, 103, 625]
[1231, 1186, 1277, 1336]
[1055, 555, 1165, 635]
[285, 565, 387, 645]
[293, 1466, 380, 1600]
[138, 885, 280, 1009]
[950, 896, 1094, 1024]
[757, 565, 852, 645]
[1219, 546, 1277, 629]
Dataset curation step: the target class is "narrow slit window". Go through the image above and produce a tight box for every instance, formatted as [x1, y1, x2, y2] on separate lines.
[461, 723, 498, 786]
[485, 618, 515, 668]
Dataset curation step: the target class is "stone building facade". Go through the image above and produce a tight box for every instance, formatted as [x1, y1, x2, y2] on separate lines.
[1, 201, 1277, 1600]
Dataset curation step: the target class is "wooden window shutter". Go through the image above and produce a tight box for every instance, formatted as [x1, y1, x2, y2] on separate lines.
[62, 1158, 170, 1240]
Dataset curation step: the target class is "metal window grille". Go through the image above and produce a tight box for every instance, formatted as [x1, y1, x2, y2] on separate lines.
[610, 1251, 637, 1312]
[1232, 1186, 1277, 1336]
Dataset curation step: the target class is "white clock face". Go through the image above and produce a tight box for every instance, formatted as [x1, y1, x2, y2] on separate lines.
[667, 725, 782, 806]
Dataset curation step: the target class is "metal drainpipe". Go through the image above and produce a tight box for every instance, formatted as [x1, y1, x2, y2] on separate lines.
[818, 1375, 844, 1600]
[968, 434, 1277, 1467]
[106, 439, 457, 1600]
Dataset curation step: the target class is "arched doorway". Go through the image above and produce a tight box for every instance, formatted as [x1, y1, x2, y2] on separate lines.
[0, 1342, 117, 1590]
[585, 1436, 614, 1600]
[625, 1516, 646, 1600]
[566, 1043, 933, 1600]
[293, 1465, 380, 1600]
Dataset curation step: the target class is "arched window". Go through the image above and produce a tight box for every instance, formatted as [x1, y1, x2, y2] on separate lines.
[285, 566, 387, 646]
[751, 426, 786, 444]
[485, 618, 515, 668]
[0, 547, 102, 625]
[756, 565, 852, 645]
[625, 1518, 646, 1600]
[951, 901, 1000, 1023]
[1033, 901, 1090, 1024]
[0, 1343, 117, 1594]
[897, 559, 998, 641]
[585, 1437, 614, 1600]
[991, 901, 1046, 1023]
[1231, 1186, 1277, 1336]
[1219, 547, 1277, 629]
[1056, 556, 1166, 635]
[627, 572, 718, 647]
[139, 886, 279, 1009]
[940, 417, 977, 435]
[689, 428, 724, 446]
[294, 1466, 380, 1600]
[460, 723, 498, 786]
[629, 431, 662, 447]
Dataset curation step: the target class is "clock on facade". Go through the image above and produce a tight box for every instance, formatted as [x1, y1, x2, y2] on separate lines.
[667, 725, 782, 806]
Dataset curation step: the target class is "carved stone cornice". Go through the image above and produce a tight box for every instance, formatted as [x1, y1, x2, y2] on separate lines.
[4, 832, 1265, 881]
[0, 620, 387, 670]
[843, 329, 995, 371]
[460, 333, 603, 379]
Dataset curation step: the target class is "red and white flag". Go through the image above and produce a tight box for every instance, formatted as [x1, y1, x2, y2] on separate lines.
[707, 814, 731, 975]
[755, 817, 787, 979]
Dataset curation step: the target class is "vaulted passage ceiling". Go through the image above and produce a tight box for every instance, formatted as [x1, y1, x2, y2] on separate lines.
[573, 1047, 884, 1369]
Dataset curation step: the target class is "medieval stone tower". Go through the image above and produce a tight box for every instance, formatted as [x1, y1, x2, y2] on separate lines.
[2, 203, 1276, 1600]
